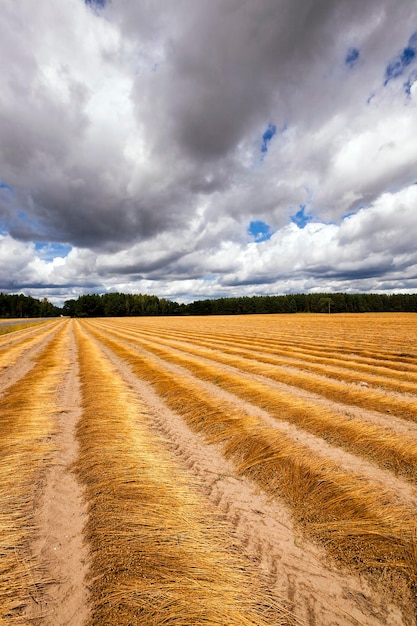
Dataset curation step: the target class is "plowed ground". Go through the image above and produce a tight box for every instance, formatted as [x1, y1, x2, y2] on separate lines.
[1, 313, 416, 625]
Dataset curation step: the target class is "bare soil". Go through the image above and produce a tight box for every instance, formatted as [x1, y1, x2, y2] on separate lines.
[23, 329, 91, 625]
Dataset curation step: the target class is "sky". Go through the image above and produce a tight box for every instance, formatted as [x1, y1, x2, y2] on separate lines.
[1, 0, 417, 306]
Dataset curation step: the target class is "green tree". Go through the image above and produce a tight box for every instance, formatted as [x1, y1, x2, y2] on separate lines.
[318, 297, 334, 313]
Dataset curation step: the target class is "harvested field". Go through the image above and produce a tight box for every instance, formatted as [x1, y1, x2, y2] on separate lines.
[1, 313, 416, 625]
[0, 318, 47, 337]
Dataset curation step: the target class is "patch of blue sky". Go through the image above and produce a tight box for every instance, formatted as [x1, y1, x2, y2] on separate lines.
[404, 68, 417, 96]
[248, 220, 273, 242]
[0, 180, 13, 193]
[402, 47, 416, 65]
[15, 210, 45, 233]
[345, 47, 360, 69]
[203, 274, 217, 282]
[35, 242, 72, 261]
[384, 31, 417, 85]
[261, 123, 277, 154]
[85, 0, 107, 10]
[290, 205, 312, 229]
[341, 206, 364, 220]
[0, 216, 8, 235]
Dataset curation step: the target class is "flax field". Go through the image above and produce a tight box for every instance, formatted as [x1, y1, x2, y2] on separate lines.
[1, 313, 416, 625]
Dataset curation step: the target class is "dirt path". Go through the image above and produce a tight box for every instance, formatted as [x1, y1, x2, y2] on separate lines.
[24, 324, 91, 625]
[86, 325, 406, 626]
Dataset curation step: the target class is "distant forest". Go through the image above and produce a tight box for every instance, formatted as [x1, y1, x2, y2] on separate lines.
[0, 293, 61, 318]
[1, 291, 417, 319]
[60, 291, 417, 316]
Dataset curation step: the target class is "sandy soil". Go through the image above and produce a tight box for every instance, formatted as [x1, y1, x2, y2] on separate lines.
[23, 328, 91, 625]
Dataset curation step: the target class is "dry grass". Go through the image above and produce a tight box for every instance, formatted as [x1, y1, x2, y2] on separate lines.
[74, 322, 294, 626]
[0, 322, 69, 621]
[88, 321, 417, 484]
[96, 312, 417, 357]
[92, 317, 417, 420]
[0, 322, 37, 336]
[164, 333, 417, 393]
[107, 318, 417, 389]
[0, 320, 60, 374]
[0, 318, 54, 338]
[82, 319, 417, 613]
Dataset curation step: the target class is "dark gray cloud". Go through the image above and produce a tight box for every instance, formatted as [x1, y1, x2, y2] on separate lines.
[128, 1, 363, 160]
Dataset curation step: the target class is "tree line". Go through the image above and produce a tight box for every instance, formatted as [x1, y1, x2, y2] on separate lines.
[63, 291, 417, 317]
[1, 291, 416, 319]
[0, 293, 61, 318]
[62, 293, 182, 317]
[184, 292, 417, 315]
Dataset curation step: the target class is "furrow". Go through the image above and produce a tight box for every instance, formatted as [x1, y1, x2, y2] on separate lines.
[86, 326, 406, 626]
[74, 321, 292, 626]
[0, 321, 63, 396]
[92, 319, 417, 420]
[81, 319, 417, 622]
[110, 321, 417, 382]
[101, 313, 417, 369]
[0, 320, 70, 622]
[88, 320, 417, 485]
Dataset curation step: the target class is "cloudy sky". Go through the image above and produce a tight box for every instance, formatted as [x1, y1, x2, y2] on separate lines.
[1, 0, 417, 305]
